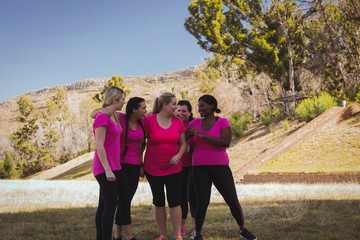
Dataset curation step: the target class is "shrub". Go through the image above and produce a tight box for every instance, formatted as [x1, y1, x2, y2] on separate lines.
[260, 106, 282, 126]
[295, 92, 336, 122]
[355, 91, 360, 103]
[0, 153, 16, 179]
[282, 119, 291, 131]
[229, 111, 252, 138]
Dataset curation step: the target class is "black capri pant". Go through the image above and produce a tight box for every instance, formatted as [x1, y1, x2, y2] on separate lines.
[145, 171, 182, 208]
[95, 170, 121, 240]
[115, 163, 141, 226]
[180, 166, 197, 219]
[192, 165, 245, 232]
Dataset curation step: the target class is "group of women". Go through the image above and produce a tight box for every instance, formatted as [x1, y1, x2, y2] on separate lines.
[91, 87, 257, 240]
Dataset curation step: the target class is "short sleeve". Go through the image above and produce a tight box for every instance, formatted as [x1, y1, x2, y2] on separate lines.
[177, 117, 186, 134]
[93, 113, 109, 129]
[219, 118, 231, 129]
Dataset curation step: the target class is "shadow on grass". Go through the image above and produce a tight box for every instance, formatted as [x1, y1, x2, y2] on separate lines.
[1, 200, 359, 240]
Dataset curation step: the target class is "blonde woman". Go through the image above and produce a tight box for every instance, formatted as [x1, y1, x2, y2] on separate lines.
[92, 86, 125, 240]
[144, 92, 187, 240]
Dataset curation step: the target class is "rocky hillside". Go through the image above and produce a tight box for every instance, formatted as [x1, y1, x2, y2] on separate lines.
[0, 65, 275, 138]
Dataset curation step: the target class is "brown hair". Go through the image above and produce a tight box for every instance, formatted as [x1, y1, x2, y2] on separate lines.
[152, 92, 176, 113]
[102, 86, 124, 108]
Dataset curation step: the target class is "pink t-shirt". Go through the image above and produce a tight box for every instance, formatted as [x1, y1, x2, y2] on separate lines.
[144, 114, 186, 176]
[188, 117, 230, 166]
[119, 113, 144, 165]
[92, 113, 122, 176]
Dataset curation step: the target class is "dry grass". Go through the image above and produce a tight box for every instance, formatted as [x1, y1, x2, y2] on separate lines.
[256, 115, 360, 174]
[0, 200, 359, 240]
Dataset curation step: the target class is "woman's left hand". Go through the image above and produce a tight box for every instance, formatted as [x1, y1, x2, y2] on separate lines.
[169, 155, 180, 165]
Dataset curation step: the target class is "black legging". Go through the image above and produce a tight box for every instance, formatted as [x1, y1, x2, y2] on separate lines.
[145, 171, 182, 208]
[192, 165, 244, 232]
[115, 163, 141, 226]
[180, 166, 197, 219]
[95, 170, 121, 240]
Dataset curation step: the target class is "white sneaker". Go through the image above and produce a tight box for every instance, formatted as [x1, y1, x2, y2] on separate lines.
[189, 230, 196, 240]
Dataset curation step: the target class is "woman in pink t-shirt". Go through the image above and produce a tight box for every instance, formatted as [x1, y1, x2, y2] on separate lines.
[92, 86, 125, 240]
[144, 92, 187, 240]
[91, 97, 147, 240]
[188, 95, 257, 240]
[176, 100, 196, 237]
[114, 97, 146, 240]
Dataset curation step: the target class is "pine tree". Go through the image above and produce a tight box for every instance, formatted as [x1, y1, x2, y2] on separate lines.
[11, 95, 40, 176]
[93, 75, 130, 103]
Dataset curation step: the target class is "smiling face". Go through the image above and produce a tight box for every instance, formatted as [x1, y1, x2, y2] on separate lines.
[177, 104, 191, 122]
[133, 101, 147, 120]
[197, 99, 213, 118]
[163, 97, 177, 115]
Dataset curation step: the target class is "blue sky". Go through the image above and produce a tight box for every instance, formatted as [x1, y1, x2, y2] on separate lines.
[0, 0, 208, 103]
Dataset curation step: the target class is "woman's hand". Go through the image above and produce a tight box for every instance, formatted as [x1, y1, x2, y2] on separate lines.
[105, 170, 116, 181]
[169, 154, 180, 165]
[189, 127, 204, 138]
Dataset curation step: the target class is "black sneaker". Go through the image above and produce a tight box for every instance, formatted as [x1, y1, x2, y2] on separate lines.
[193, 233, 203, 240]
[240, 228, 257, 240]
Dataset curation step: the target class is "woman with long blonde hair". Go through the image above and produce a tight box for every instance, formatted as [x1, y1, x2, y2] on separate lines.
[92, 86, 125, 240]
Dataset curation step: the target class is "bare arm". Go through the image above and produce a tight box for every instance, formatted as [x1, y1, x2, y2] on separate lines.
[95, 126, 116, 181]
[170, 132, 187, 165]
[189, 126, 231, 148]
[90, 107, 112, 119]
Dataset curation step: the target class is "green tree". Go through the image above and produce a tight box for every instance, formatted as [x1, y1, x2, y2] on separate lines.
[39, 88, 69, 164]
[249, 0, 306, 94]
[304, 0, 360, 99]
[93, 75, 130, 103]
[11, 95, 41, 176]
[185, 0, 306, 96]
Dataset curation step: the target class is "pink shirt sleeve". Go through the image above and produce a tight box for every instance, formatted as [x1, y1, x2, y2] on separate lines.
[188, 117, 230, 166]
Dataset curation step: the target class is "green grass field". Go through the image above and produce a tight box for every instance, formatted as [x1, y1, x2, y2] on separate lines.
[1, 200, 359, 240]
